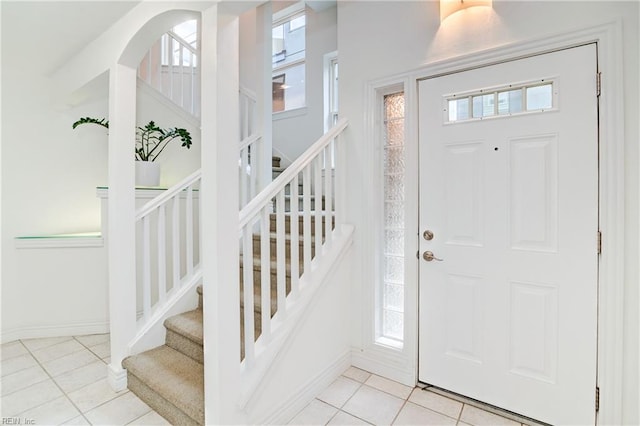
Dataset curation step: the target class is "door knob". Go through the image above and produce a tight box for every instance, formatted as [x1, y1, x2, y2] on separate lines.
[423, 251, 443, 262]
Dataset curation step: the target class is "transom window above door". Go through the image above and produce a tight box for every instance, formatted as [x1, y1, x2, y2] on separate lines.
[446, 80, 555, 123]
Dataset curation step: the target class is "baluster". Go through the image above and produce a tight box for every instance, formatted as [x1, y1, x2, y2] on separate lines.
[249, 139, 259, 201]
[142, 216, 151, 321]
[190, 52, 196, 116]
[324, 142, 333, 246]
[290, 175, 300, 297]
[335, 132, 345, 226]
[260, 206, 271, 341]
[167, 36, 174, 101]
[242, 223, 255, 365]
[172, 195, 181, 289]
[242, 95, 250, 140]
[240, 147, 249, 207]
[186, 185, 194, 276]
[276, 190, 286, 318]
[302, 167, 312, 274]
[179, 44, 185, 109]
[158, 205, 167, 304]
[314, 156, 323, 255]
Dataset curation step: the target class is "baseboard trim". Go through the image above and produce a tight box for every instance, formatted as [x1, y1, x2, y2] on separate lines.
[1, 321, 109, 344]
[351, 348, 416, 387]
[259, 350, 351, 425]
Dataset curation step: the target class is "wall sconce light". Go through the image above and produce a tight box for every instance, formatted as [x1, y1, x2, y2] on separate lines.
[440, 0, 492, 22]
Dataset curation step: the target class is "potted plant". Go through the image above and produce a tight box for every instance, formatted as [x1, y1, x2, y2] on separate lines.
[72, 117, 193, 186]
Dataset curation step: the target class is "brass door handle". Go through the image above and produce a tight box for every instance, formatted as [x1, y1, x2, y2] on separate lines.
[423, 251, 443, 262]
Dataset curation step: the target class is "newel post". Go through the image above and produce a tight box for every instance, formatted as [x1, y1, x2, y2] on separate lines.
[106, 63, 138, 391]
[201, 4, 243, 424]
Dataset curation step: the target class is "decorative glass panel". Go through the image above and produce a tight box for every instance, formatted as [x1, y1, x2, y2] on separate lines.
[384, 203, 404, 230]
[526, 84, 553, 111]
[384, 229, 404, 256]
[384, 147, 405, 174]
[383, 283, 404, 311]
[384, 175, 405, 201]
[382, 310, 404, 340]
[385, 93, 405, 119]
[381, 91, 406, 344]
[384, 255, 404, 282]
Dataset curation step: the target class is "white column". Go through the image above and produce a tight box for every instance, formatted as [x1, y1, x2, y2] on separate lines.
[256, 2, 273, 191]
[201, 5, 243, 424]
[106, 63, 137, 391]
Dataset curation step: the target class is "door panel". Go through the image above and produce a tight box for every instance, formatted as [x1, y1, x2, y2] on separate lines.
[418, 45, 598, 425]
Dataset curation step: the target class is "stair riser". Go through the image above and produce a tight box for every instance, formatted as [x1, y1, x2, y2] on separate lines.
[127, 372, 202, 426]
[166, 329, 204, 364]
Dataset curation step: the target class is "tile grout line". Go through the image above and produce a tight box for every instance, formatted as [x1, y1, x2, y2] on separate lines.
[14, 335, 126, 425]
[0, 341, 50, 396]
[320, 374, 365, 424]
[12, 338, 89, 424]
[73, 336, 110, 364]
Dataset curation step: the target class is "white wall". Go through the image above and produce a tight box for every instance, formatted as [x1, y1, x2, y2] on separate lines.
[337, 1, 639, 424]
[0, 1, 201, 342]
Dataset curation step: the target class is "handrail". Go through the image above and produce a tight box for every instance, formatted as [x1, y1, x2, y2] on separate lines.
[167, 30, 197, 55]
[239, 134, 261, 152]
[136, 169, 201, 220]
[240, 86, 257, 102]
[239, 118, 348, 228]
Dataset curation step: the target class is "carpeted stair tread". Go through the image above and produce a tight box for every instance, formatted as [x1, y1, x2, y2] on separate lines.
[164, 309, 203, 345]
[123, 345, 204, 425]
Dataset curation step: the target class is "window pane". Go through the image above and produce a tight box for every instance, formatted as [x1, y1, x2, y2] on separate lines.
[473, 94, 495, 118]
[273, 14, 305, 67]
[448, 98, 469, 122]
[526, 84, 553, 110]
[272, 63, 305, 112]
[498, 89, 523, 115]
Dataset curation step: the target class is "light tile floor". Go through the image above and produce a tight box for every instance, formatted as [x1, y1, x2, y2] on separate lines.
[2, 335, 533, 426]
[288, 367, 531, 426]
[1, 334, 169, 425]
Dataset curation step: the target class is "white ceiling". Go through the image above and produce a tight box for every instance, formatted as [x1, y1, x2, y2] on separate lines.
[1, 1, 140, 75]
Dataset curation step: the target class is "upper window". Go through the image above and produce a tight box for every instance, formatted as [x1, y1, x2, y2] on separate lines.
[272, 7, 306, 113]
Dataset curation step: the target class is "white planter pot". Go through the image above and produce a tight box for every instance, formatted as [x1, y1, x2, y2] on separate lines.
[135, 161, 161, 187]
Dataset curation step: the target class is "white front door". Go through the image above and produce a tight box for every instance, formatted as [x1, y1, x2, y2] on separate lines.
[418, 45, 599, 425]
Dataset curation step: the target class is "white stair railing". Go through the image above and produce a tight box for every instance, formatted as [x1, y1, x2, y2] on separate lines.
[237, 118, 348, 370]
[138, 31, 200, 117]
[134, 170, 201, 326]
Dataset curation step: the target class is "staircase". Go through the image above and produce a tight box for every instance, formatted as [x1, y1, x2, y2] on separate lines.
[121, 164, 333, 425]
[122, 289, 204, 425]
